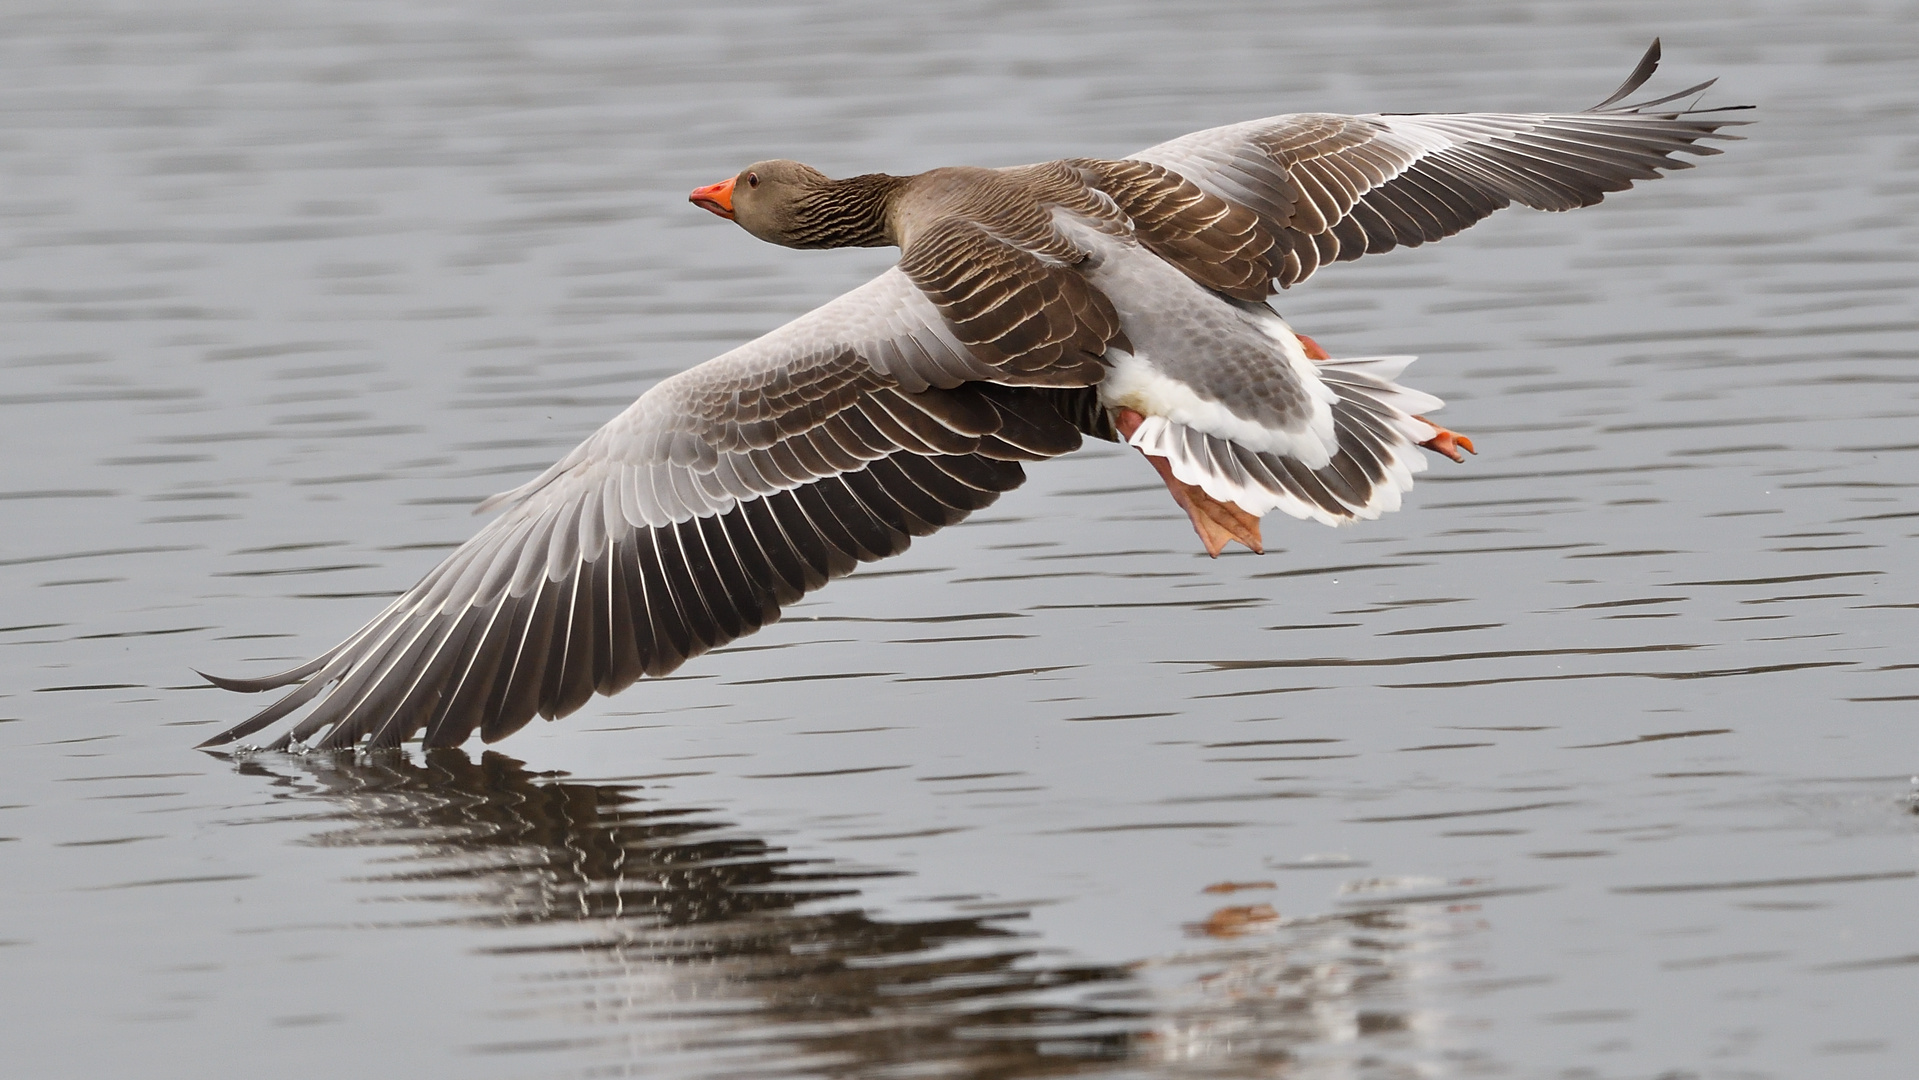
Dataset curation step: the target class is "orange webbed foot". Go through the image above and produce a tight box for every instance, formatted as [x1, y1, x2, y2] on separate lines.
[1176, 480, 1266, 558]
[1293, 334, 1477, 466]
[1417, 418, 1476, 464]
[1116, 407, 1264, 558]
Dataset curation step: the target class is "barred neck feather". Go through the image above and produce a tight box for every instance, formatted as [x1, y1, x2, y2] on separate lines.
[783, 173, 906, 249]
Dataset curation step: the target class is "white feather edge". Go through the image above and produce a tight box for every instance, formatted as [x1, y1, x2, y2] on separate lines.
[1125, 354, 1447, 528]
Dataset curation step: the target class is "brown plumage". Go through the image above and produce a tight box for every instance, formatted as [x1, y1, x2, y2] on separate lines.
[200, 41, 1746, 751]
[1066, 157, 1278, 302]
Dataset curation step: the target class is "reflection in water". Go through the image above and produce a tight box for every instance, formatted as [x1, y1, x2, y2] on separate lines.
[239, 750, 1140, 1075]
[235, 751, 1486, 1077]
[1145, 901, 1483, 1078]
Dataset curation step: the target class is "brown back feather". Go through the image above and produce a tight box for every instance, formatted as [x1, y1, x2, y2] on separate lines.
[893, 166, 1130, 387]
[1065, 157, 1279, 302]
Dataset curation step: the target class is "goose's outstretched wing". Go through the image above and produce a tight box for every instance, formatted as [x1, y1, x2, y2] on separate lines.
[199, 269, 1094, 751]
[1124, 40, 1749, 291]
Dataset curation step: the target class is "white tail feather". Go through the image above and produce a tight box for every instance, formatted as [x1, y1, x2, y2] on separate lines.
[1126, 354, 1448, 528]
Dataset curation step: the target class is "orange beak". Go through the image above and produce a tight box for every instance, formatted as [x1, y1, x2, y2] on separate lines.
[689, 177, 736, 220]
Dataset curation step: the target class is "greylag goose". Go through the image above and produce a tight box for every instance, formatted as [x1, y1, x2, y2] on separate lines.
[199, 41, 1745, 750]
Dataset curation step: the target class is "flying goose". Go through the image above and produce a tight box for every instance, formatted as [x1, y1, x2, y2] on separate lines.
[199, 41, 1745, 751]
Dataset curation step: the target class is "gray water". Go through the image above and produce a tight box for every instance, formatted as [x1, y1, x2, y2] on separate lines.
[3, 2, 1916, 1077]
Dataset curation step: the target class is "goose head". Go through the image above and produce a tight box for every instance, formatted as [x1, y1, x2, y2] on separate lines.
[690, 160, 899, 249]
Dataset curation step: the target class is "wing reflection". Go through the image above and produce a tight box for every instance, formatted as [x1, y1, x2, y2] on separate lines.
[234, 750, 1491, 1076]
[235, 749, 1141, 1074]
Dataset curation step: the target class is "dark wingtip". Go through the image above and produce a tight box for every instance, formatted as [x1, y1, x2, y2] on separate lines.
[195, 667, 273, 693]
[1590, 39, 1662, 111]
[193, 665, 337, 748]
[194, 650, 331, 694]
[1625, 76, 1720, 112]
[1585, 39, 1754, 126]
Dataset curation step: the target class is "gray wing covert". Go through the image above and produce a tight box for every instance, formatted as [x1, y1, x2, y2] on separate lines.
[1129, 40, 1748, 290]
[199, 269, 1086, 751]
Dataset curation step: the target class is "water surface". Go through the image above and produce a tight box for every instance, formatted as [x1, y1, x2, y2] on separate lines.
[3, 1, 1916, 1077]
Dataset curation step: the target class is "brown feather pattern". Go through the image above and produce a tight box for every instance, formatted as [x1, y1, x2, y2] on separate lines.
[1130, 41, 1746, 289]
[889, 164, 1135, 387]
[899, 217, 1121, 386]
[1065, 157, 1278, 302]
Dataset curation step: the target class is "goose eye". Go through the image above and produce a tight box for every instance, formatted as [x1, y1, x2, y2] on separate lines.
[745, 172, 760, 188]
